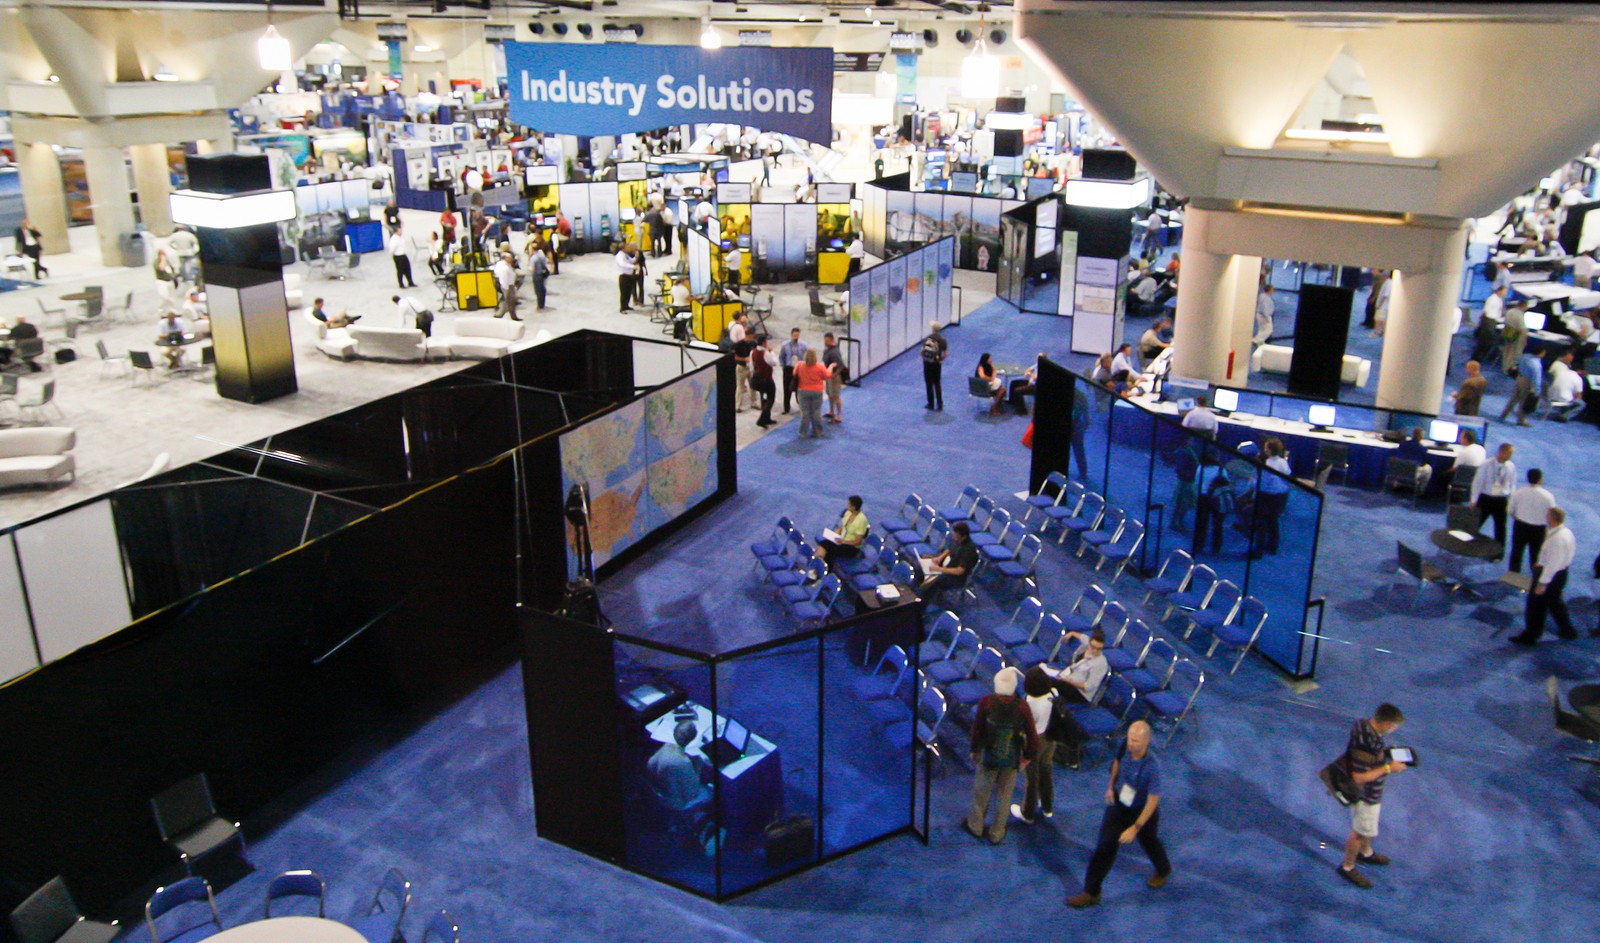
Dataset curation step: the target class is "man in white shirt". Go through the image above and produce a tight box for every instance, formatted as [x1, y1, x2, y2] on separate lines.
[1507, 469, 1557, 573]
[1181, 395, 1219, 440]
[1511, 507, 1578, 644]
[846, 235, 865, 276]
[1481, 283, 1507, 326]
[1547, 352, 1586, 421]
[1253, 284, 1276, 346]
[390, 228, 416, 288]
[492, 251, 520, 320]
[724, 245, 743, 288]
[392, 294, 430, 335]
[727, 311, 747, 346]
[1110, 343, 1138, 379]
[1471, 442, 1516, 545]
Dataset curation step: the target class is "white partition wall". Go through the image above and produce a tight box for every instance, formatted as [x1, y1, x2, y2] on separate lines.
[0, 536, 37, 683]
[13, 501, 132, 663]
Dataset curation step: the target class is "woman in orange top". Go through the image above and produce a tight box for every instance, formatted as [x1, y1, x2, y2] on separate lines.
[793, 348, 833, 438]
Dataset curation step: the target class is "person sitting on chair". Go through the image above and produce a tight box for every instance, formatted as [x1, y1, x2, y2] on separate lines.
[976, 353, 1004, 415]
[920, 521, 978, 601]
[1395, 427, 1435, 494]
[818, 495, 870, 566]
[647, 721, 719, 854]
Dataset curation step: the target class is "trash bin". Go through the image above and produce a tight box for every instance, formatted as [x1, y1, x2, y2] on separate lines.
[121, 232, 148, 268]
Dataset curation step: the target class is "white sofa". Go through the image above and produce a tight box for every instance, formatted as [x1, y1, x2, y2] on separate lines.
[349, 325, 427, 362]
[0, 427, 76, 489]
[305, 311, 357, 359]
[442, 316, 524, 359]
[1252, 343, 1371, 388]
[283, 273, 304, 310]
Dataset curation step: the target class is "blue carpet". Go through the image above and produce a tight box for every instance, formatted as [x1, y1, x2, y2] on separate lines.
[121, 285, 1600, 943]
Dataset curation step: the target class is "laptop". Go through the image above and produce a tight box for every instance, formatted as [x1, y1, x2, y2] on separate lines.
[704, 718, 750, 769]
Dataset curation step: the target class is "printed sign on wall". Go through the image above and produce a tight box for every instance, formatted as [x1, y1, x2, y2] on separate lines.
[506, 43, 834, 143]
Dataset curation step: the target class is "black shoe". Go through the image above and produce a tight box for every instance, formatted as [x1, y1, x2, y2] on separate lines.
[1509, 634, 1538, 646]
[1337, 866, 1373, 889]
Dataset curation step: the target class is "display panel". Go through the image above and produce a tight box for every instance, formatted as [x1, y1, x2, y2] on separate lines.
[0, 536, 37, 683]
[13, 501, 132, 663]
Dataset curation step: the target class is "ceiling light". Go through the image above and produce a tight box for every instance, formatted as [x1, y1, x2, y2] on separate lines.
[258, 25, 292, 71]
[414, 44, 433, 52]
[962, 27, 999, 100]
[1283, 127, 1390, 144]
[700, 20, 721, 50]
[47, 74, 59, 83]
[153, 66, 179, 82]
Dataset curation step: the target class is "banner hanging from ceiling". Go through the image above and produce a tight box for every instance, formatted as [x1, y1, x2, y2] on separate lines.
[504, 42, 834, 143]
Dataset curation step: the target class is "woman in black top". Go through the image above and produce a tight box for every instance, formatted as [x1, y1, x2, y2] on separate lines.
[975, 353, 1003, 415]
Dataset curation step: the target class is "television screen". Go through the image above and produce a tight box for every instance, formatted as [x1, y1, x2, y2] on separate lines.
[1524, 311, 1547, 331]
[1308, 404, 1337, 427]
[1212, 388, 1240, 412]
[1429, 419, 1459, 443]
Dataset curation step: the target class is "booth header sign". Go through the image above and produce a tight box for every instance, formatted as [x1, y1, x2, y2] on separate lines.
[505, 42, 833, 143]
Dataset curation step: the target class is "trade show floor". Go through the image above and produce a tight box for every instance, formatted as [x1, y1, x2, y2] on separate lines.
[133, 296, 1600, 943]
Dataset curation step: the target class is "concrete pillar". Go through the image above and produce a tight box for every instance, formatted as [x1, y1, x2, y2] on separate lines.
[1376, 222, 1470, 415]
[1170, 207, 1264, 386]
[15, 141, 70, 255]
[129, 144, 175, 237]
[81, 145, 136, 266]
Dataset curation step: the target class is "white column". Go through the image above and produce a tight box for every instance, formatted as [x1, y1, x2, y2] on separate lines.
[81, 145, 136, 266]
[1375, 222, 1469, 415]
[129, 144, 174, 237]
[1171, 207, 1263, 385]
[16, 141, 70, 255]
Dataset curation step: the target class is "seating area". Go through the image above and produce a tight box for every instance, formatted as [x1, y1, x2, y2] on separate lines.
[0, 427, 76, 490]
[1250, 342, 1372, 387]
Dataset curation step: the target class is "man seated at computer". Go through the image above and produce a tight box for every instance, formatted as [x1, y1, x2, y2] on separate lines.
[647, 721, 719, 854]
[1395, 427, 1435, 492]
[920, 521, 978, 603]
[1546, 350, 1587, 421]
[156, 311, 190, 369]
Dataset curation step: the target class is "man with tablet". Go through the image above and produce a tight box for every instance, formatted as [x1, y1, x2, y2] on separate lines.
[1337, 703, 1412, 889]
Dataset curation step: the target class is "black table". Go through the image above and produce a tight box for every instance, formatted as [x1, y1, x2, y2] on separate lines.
[154, 331, 204, 370]
[1430, 528, 1504, 560]
[1571, 684, 1600, 728]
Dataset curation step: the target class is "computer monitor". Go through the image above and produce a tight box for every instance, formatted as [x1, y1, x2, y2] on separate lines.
[828, 237, 846, 250]
[1428, 419, 1459, 444]
[1176, 397, 1196, 413]
[1524, 311, 1547, 331]
[705, 718, 750, 768]
[736, 235, 751, 248]
[719, 239, 733, 251]
[1307, 404, 1337, 429]
[1211, 388, 1240, 414]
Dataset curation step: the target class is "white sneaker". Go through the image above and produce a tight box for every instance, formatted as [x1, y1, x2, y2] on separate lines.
[1041, 810, 1054, 819]
[1010, 803, 1033, 823]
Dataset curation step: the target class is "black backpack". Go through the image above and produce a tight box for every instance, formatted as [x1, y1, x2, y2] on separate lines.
[921, 335, 941, 363]
[981, 697, 1028, 769]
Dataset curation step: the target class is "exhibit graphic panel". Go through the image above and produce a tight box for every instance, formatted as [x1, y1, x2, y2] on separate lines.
[506, 43, 834, 143]
[847, 237, 957, 379]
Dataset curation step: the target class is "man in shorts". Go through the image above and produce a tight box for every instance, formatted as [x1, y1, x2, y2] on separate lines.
[1337, 703, 1410, 889]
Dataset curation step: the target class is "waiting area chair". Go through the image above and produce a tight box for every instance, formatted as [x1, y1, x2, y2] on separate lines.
[1395, 541, 1450, 604]
[264, 870, 325, 919]
[150, 772, 246, 873]
[420, 910, 460, 943]
[10, 877, 119, 943]
[350, 868, 411, 943]
[144, 878, 221, 943]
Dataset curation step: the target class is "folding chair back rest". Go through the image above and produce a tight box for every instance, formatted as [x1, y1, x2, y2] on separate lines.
[10, 878, 81, 943]
[265, 870, 325, 918]
[889, 560, 916, 585]
[151, 775, 219, 842]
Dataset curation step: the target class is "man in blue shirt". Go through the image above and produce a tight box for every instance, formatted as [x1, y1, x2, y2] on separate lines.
[1068, 720, 1172, 908]
[1337, 703, 1409, 888]
[779, 328, 808, 415]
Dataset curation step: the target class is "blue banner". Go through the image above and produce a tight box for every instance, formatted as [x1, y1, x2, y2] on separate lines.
[504, 42, 834, 143]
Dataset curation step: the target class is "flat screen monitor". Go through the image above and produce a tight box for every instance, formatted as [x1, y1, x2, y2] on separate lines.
[736, 235, 751, 248]
[1211, 388, 1240, 413]
[827, 237, 845, 250]
[1428, 419, 1459, 444]
[719, 239, 733, 251]
[1176, 397, 1196, 413]
[705, 718, 750, 768]
[540, 218, 557, 229]
[1524, 311, 1547, 331]
[1308, 404, 1337, 428]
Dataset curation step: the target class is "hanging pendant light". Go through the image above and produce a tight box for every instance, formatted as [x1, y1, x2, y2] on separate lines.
[962, 34, 999, 100]
[259, 24, 292, 71]
[700, 18, 722, 50]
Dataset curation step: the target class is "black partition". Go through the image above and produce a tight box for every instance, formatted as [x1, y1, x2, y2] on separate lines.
[0, 330, 734, 914]
[1289, 284, 1355, 400]
[523, 598, 926, 901]
[1032, 359, 1324, 678]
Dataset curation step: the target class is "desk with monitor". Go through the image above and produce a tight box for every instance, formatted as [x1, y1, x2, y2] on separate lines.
[643, 700, 782, 839]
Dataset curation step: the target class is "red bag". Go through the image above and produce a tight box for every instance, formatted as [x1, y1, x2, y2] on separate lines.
[1021, 422, 1035, 449]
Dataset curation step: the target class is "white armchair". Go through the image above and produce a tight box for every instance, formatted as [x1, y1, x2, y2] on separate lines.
[0, 427, 76, 489]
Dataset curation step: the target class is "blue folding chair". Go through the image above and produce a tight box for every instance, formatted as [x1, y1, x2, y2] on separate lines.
[1038, 483, 1090, 538]
[855, 645, 910, 701]
[264, 870, 324, 919]
[888, 560, 917, 587]
[938, 485, 983, 522]
[1182, 579, 1242, 641]
[420, 910, 459, 943]
[1103, 617, 1152, 673]
[748, 516, 795, 560]
[349, 868, 410, 943]
[786, 574, 841, 627]
[770, 547, 820, 594]
[1144, 659, 1204, 746]
[1077, 505, 1126, 559]
[1163, 564, 1219, 620]
[850, 545, 902, 593]
[885, 682, 948, 758]
[1095, 601, 1130, 654]
[924, 627, 982, 686]
[978, 521, 1027, 571]
[907, 517, 952, 560]
[992, 596, 1047, 647]
[836, 532, 884, 578]
[144, 878, 221, 943]
[969, 506, 1009, 550]
[1057, 492, 1106, 547]
[754, 533, 806, 582]
[1059, 584, 1110, 636]
[1119, 636, 1179, 696]
[1141, 549, 1195, 607]
[1070, 674, 1137, 744]
[967, 495, 998, 539]
[921, 611, 962, 661]
[891, 505, 935, 549]
[880, 493, 924, 535]
[948, 647, 1008, 709]
[1010, 613, 1065, 669]
[1207, 596, 1268, 675]
[990, 533, 1044, 596]
[1021, 471, 1072, 526]
[1092, 518, 1144, 585]
[866, 659, 918, 725]
[778, 559, 828, 603]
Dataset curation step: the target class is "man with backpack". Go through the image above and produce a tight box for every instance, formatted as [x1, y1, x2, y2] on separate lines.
[922, 322, 949, 410]
[1068, 720, 1172, 908]
[963, 668, 1037, 845]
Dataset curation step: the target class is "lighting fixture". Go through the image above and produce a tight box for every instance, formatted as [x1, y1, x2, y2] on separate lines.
[1282, 127, 1390, 144]
[414, 44, 433, 52]
[258, 25, 292, 71]
[700, 19, 721, 50]
[962, 31, 999, 99]
[1064, 177, 1153, 210]
[170, 189, 297, 229]
[153, 66, 179, 82]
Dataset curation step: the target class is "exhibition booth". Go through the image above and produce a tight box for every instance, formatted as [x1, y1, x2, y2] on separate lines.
[844, 236, 958, 379]
[860, 173, 1019, 273]
[0, 332, 733, 909]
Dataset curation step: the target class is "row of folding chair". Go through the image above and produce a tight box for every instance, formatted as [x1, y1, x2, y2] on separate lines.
[1142, 549, 1272, 676]
[748, 516, 844, 627]
[1023, 472, 1147, 587]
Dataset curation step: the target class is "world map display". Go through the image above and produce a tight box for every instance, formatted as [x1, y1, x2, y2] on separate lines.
[560, 369, 719, 573]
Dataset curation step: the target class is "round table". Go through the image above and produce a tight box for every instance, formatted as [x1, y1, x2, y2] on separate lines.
[209, 917, 365, 943]
[59, 291, 98, 303]
[153, 331, 204, 370]
[1429, 528, 1504, 560]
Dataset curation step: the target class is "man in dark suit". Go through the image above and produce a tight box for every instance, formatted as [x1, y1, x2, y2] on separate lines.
[13, 219, 47, 278]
